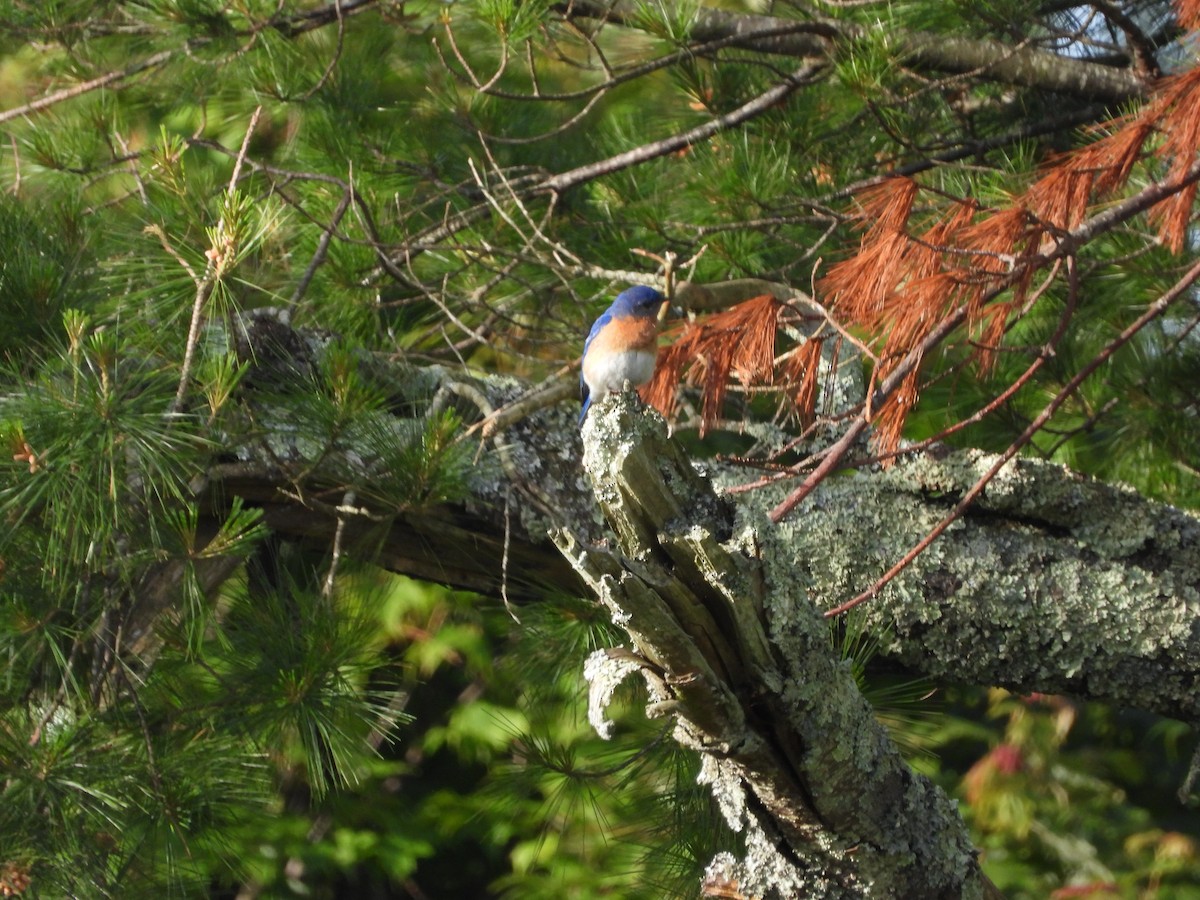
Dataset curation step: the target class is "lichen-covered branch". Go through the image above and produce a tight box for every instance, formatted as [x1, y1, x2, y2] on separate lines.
[203, 326, 1200, 724]
[553, 394, 995, 898]
[758, 448, 1200, 722]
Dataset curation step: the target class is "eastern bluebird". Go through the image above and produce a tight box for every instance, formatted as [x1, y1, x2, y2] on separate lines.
[580, 285, 667, 423]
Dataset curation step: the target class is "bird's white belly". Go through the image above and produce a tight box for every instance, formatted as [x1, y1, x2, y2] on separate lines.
[583, 349, 657, 398]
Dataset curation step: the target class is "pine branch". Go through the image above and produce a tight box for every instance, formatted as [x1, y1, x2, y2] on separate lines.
[797, 97, 1200, 473]
[537, 65, 824, 193]
[0, 1, 380, 127]
[169, 106, 262, 417]
[558, 0, 1150, 102]
[0, 49, 177, 127]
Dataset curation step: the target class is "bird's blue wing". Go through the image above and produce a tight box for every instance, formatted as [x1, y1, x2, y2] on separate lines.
[580, 309, 616, 422]
[583, 310, 613, 359]
[580, 309, 613, 399]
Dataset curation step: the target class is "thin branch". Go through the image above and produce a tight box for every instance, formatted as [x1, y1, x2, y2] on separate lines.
[289, 186, 353, 310]
[296, 0, 348, 100]
[1088, 0, 1163, 77]
[270, 0, 380, 38]
[538, 64, 824, 193]
[169, 105, 262, 417]
[322, 490, 354, 600]
[1041, 396, 1120, 457]
[500, 489, 519, 623]
[448, 21, 827, 104]
[768, 304, 972, 522]
[144, 224, 199, 283]
[859, 262, 1065, 466]
[0, 49, 176, 126]
[224, 107, 261, 197]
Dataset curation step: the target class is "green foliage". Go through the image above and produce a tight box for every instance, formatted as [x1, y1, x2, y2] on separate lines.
[0, 168, 473, 899]
[0, 193, 94, 363]
[0, 326, 207, 592]
[474, 0, 554, 44]
[215, 577, 737, 899]
[630, 0, 699, 45]
[928, 689, 1200, 898]
[0, 701, 268, 897]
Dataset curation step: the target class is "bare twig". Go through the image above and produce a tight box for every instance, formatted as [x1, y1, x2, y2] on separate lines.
[0, 49, 177, 126]
[289, 186, 354, 310]
[501, 489, 519, 623]
[297, 0, 347, 99]
[322, 490, 354, 600]
[144, 224, 199, 283]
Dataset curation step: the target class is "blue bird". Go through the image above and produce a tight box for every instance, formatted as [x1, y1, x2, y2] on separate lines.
[580, 285, 667, 424]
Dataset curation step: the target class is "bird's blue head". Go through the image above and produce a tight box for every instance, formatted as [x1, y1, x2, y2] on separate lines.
[611, 285, 665, 317]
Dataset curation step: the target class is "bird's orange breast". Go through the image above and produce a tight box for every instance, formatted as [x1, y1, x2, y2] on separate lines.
[587, 316, 659, 357]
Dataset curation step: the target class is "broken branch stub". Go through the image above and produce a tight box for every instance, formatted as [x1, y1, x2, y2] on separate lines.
[555, 392, 996, 899]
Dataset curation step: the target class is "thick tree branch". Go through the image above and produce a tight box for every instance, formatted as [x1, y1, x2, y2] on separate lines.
[554, 394, 996, 899]
[201, 335, 1200, 724]
[782, 447, 1200, 723]
[559, 0, 1150, 102]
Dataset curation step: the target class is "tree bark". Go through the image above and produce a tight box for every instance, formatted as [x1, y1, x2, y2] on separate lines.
[559, 0, 1150, 103]
[203, 340, 1200, 722]
[557, 394, 999, 898]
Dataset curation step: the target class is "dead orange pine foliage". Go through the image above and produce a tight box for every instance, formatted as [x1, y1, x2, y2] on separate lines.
[820, 228, 910, 327]
[643, 294, 781, 435]
[857, 176, 920, 237]
[1020, 66, 1200, 249]
[874, 366, 922, 453]
[1086, 118, 1155, 195]
[1179, 0, 1200, 30]
[955, 204, 1032, 263]
[973, 301, 1015, 373]
[820, 174, 1059, 452]
[777, 337, 826, 426]
[1025, 166, 1097, 232]
[821, 177, 920, 329]
[813, 48, 1200, 454]
[1145, 67, 1200, 250]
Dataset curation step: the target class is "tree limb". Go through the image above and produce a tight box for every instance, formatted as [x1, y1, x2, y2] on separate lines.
[538, 64, 824, 194]
[553, 393, 997, 898]
[200, 333, 1200, 724]
[558, 0, 1150, 103]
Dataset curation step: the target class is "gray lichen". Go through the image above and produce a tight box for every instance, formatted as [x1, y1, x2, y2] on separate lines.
[739, 449, 1200, 721]
[560, 392, 993, 898]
